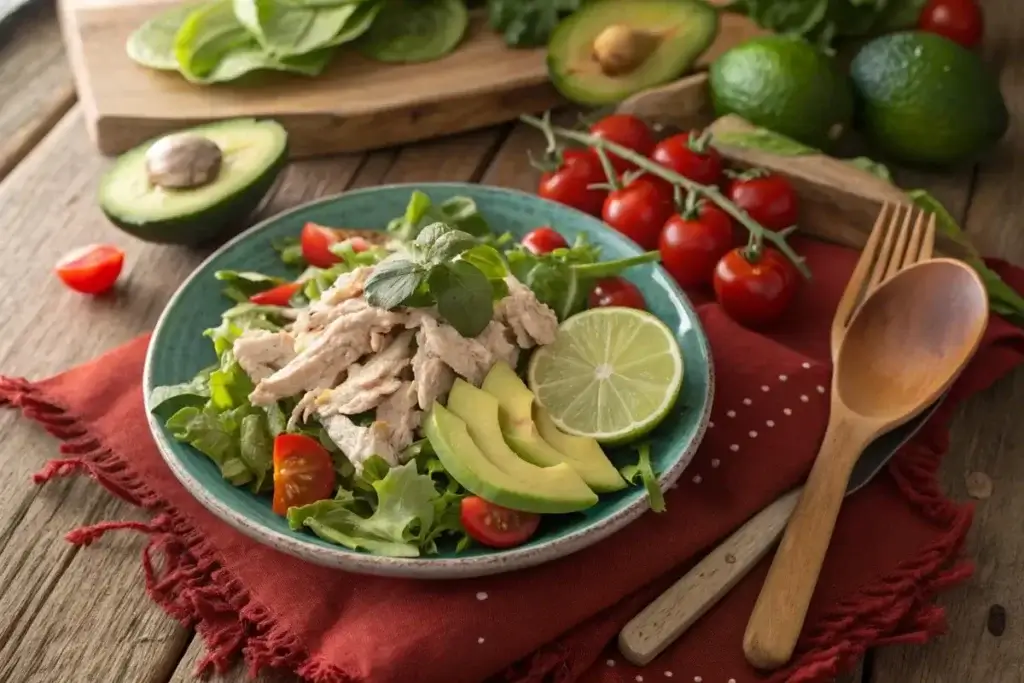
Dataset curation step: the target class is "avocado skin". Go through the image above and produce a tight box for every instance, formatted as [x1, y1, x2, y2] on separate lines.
[850, 31, 1009, 167]
[101, 143, 287, 247]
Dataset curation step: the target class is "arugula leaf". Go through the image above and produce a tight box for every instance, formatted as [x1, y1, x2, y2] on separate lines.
[272, 236, 306, 266]
[363, 257, 425, 309]
[619, 442, 666, 513]
[387, 190, 434, 241]
[386, 191, 492, 241]
[214, 270, 288, 303]
[429, 261, 495, 337]
[286, 460, 442, 557]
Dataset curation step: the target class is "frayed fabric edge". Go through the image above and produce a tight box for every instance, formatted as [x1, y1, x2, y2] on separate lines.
[0, 376, 357, 683]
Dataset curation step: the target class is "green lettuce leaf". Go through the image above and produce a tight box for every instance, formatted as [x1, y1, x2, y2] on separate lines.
[166, 404, 255, 486]
[620, 442, 666, 513]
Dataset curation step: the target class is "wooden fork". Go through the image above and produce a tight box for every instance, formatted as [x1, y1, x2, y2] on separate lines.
[617, 202, 936, 668]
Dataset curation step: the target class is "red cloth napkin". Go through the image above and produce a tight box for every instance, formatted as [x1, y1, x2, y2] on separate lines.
[3, 239, 1024, 683]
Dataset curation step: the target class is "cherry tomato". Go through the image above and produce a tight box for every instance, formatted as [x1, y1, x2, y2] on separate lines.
[301, 223, 342, 268]
[651, 132, 724, 186]
[659, 204, 735, 288]
[55, 244, 125, 295]
[537, 149, 608, 217]
[522, 226, 569, 255]
[712, 247, 798, 327]
[589, 114, 655, 174]
[727, 173, 799, 232]
[602, 177, 675, 250]
[919, 0, 983, 48]
[588, 277, 646, 310]
[250, 282, 301, 306]
[460, 496, 541, 549]
[271, 433, 336, 516]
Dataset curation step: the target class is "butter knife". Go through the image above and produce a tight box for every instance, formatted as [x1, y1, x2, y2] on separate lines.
[618, 397, 944, 666]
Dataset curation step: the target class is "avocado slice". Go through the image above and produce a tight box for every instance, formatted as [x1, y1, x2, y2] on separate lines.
[98, 118, 288, 246]
[480, 362, 626, 493]
[424, 401, 598, 514]
[547, 0, 719, 106]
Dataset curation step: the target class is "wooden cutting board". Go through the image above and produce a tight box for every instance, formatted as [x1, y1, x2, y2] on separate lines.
[59, 0, 764, 158]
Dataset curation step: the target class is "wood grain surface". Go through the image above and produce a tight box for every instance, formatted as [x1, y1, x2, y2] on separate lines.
[0, 2, 1022, 682]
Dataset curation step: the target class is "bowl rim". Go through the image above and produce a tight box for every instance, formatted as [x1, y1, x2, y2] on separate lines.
[143, 182, 715, 579]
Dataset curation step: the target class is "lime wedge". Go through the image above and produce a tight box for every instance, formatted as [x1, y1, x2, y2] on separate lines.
[527, 307, 684, 444]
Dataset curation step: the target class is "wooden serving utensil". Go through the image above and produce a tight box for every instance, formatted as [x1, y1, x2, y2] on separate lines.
[742, 257, 989, 670]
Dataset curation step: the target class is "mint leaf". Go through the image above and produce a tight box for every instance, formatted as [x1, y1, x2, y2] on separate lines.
[428, 261, 494, 337]
[364, 257, 424, 309]
[424, 227, 478, 264]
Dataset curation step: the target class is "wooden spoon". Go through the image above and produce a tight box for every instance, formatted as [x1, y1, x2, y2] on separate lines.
[742, 258, 989, 670]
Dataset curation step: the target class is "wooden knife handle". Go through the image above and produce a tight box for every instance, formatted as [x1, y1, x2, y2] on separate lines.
[742, 417, 871, 670]
[618, 489, 802, 666]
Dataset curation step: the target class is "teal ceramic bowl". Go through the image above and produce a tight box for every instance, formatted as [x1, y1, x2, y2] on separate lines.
[144, 183, 714, 578]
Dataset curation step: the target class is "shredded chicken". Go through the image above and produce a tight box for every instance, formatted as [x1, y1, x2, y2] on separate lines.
[495, 275, 559, 348]
[316, 330, 415, 416]
[415, 314, 496, 386]
[250, 299, 405, 406]
[292, 268, 373, 338]
[475, 320, 519, 370]
[409, 328, 456, 410]
[376, 381, 422, 458]
[320, 414, 396, 472]
[232, 330, 296, 383]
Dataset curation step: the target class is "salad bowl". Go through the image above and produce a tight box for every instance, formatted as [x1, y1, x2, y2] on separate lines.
[144, 182, 714, 578]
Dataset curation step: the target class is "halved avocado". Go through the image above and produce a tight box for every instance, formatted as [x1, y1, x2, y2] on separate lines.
[547, 0, 719, 106]
[98, 118, 288, 246]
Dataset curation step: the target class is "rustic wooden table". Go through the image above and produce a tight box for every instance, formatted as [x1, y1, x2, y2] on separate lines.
[1, 2, 1021, 682]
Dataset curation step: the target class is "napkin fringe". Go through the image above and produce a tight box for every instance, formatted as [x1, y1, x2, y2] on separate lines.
[0, 376, 356, 683]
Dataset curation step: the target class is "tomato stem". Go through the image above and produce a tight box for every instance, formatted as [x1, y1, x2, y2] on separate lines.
[521, 114, 811, 280]
[592, 145, 622, 191]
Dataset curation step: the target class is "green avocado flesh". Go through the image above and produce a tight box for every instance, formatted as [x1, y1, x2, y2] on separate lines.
[480, 362, 626, 493]
[424, 400, 598, 515]
[547, 0, 719, 106]
[98, 118, 287, 245]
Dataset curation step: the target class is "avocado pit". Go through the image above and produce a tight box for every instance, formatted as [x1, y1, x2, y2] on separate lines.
[592, 24, 660, 76]
[145, 132, 223, 190]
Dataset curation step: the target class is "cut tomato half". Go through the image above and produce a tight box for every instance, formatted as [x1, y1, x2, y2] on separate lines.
[460, 496, 540, 549]
[272, 433, 336, 516]
[249, 282, 300, 306]
[55, 244, 125, 295]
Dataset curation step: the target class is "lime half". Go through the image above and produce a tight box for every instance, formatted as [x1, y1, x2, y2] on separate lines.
[527, 307, 684, 444]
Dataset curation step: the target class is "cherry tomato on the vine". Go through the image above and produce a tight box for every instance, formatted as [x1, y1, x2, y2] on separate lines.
[602, 177, 674, 250]
[589, 114, 655, 174]
[659, 203, 735, 289]
[55, 244, 125, 295]
[522, 226, 569, 255]
[271, 433, 336, 516]
[537, 149, 608, 217]
[651, 131, 724, 186]
[460, 496, 540, 548]
[919, 0, 983, 48]
[713, 247, 798, 327]
[588, 277, 646, 310]
[250, 282, 301, 306]
[727, 173, 799, 232]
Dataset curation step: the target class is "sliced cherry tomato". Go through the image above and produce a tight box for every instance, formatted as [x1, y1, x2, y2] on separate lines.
[919, 0, 983, 48]
[659, 203, 735, 288]
[727, 173, 799, 232]
[589, 114, 655, 174]
[460, 496, 540, 549]
[602, 177, 675, 250]
[537, 149, 608, 217]
[55, 244, 125, 295]
[301, 222, 342, 268]
[250, 282, 301, 306]
[522, 226, 569, 255]
[713, 247, 798, 327]
[272, 433, 336, 516]
[588, 277, 646, 310]
[651, 132, 724, 186]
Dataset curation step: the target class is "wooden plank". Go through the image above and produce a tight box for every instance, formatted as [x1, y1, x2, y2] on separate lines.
[0, 0, 75, 180]
[872, 1, 1024, 681]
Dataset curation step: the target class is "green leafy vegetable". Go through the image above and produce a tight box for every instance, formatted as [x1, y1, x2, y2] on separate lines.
[363, 257, 425, 309]
[287, 460, 456, 557]
[149, 368, 215, 420]
[272, 236, 306, 266]
[486, 0, 582, 48]
[714, 128, 817, 156]
[619, 442, 666, 513]
[239, 412, 274, 491]
[233, 0, 362, 56]
[357, 0, 468, 63]
[214, 270, 289, 303]
[429, 261, 495, 337]
[386, 191, 492, 242]
[127, 3, 201, 70]
[166, 404, 257, 486]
